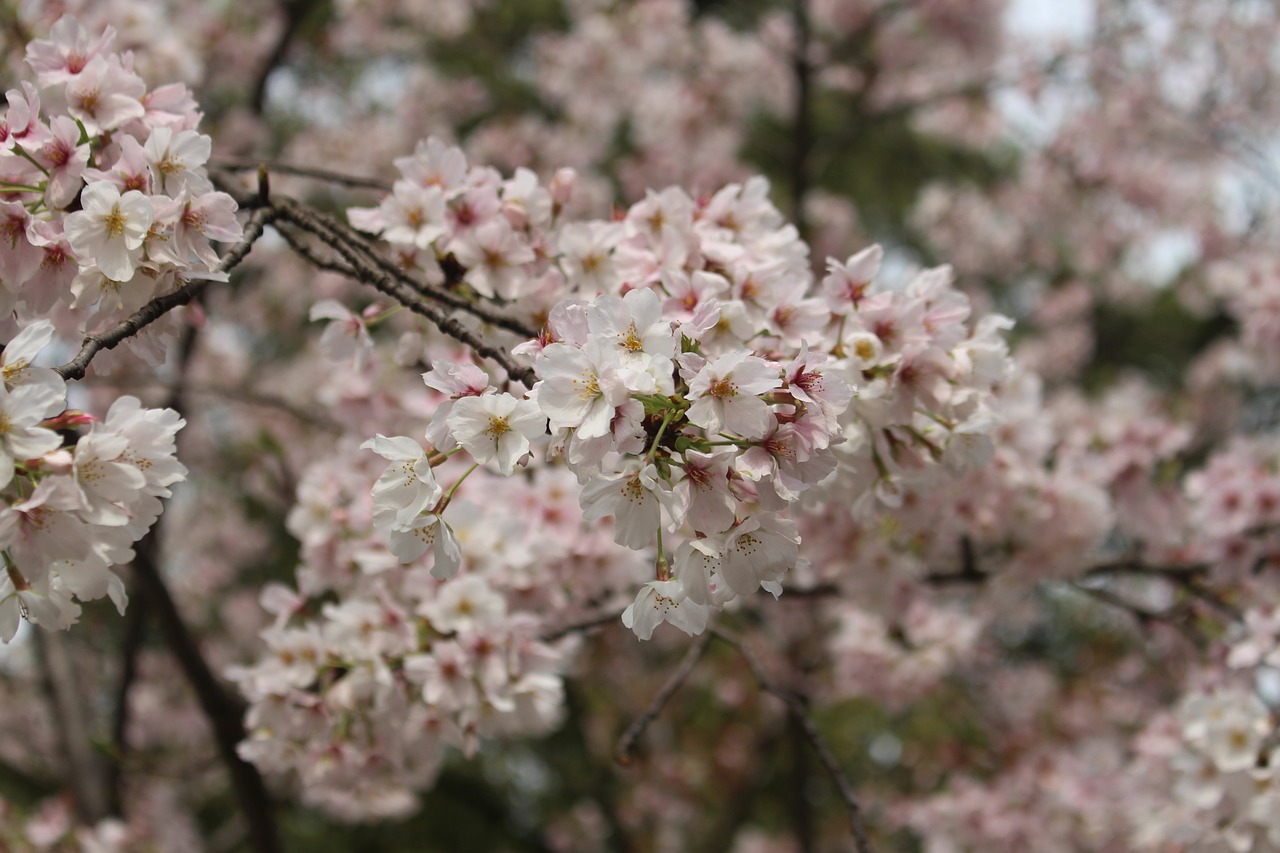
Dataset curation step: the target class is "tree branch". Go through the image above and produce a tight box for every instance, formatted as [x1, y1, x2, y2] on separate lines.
[106, 598, 147, 817]
[54, 207, 277, 381]
[614, 633, 712, 766]
[212, 159, 391, 192]
[272, 200, 538, 386]
[272, 195, 540, 340]
[250, 0, 322, 115]
[131, 537, 280, 853]
[789, 0, 813, 237]
[33, 630, 110, 824]
[124, 321, 280, 853]
[711, 628, 874, 853]
[540, 609, 625, 643]
[1066, 581, 1205, 647]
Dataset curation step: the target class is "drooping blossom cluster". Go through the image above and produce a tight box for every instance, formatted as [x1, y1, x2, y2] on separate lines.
[348, 137, 1013, 642]
[0, 320, 186, 641]
[1, 15, 242, 347]
[225, 440, 618, 819]
[1181, 437, 1280, 581]
[0, 17, 223, 640]
[1111, 608, 1280, 852]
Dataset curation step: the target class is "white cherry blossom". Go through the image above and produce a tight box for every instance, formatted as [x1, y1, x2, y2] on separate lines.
[447, 394, 545, 475]
[622, 579, 709, 641]
[63, 181, 153, 282]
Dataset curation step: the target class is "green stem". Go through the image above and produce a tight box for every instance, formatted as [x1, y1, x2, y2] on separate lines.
[655, 525, 669, 581]
[428, 445, 463, 467]
[831, 315, 847, 356]
[364, 304, 403, 327]
[11, 143, 50, 177]
[704, 438, 752, 448]
[435, 461, 480, 514]
[646, 408, 677, 463]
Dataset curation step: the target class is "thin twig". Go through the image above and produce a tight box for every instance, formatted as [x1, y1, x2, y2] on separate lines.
[106, 599, 147, 816]
[614, 633, 713, 766]
[82, 376, 345, 433]
[540, 609, 625, 643]
[789, 0, 813, 237]
[1087, 559, 1241, 621]
[33, 630, 110, 823]
[212, 169, 540, 340]
[273, 221, 360, 279]
[54, 207, 277, 381]
[273, 201, 537, 386]
[711, 628, 874, 853]
[212, 159, 391, 192]
[250, 0, 321, 115]
[1066, 581, 1205, 647]
[132, 531, 280, 852]
[274, 196, 539, 340]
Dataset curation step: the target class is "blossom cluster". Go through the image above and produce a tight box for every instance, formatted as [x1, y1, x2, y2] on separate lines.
[1183, 438, 1280, 581]
[2, 15, 242, 340]
[0, 320, 186, 641]
[1130, 614, 1280, 852]
[345, 137, 1013, 643]
[225, 443, 608, 820]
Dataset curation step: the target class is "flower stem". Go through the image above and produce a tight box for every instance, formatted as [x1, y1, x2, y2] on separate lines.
[11, 143, 50, 177]
[436, 461, 480, 514]
[646, 408, 677, 463]
[655, 525, 669, 581]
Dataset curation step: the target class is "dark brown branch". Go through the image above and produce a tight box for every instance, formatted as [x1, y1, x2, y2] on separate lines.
[54, 207, 277, 381]
[274, 196, 540, 340]
[131, 537, 280, 853]
[922, 536, 987, 586]
[273, 220, 360, 279]
[789, 0, 813, 237]
[106, 598, 147, 816]
[783, 583, 840, 598]
[212, 159, 392, 192]
[711, 628, 874, 853]
[33, 630, 110, 823]
[250, 0, 321, 115]
[614, 633, 712, 766]
[923, 545, 1241, 625]
[790, 706, 814, 853]
[211, 168, 542, 342]
[272, 200, 537, 386]
[1087, 559, 1241, 621]
[125, 322, 280, 853]
[1066, 582, 1204, 647]
[540, 609, 625, 643]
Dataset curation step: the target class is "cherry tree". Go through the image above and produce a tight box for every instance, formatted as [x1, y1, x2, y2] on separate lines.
[0, 1, 1278, 851]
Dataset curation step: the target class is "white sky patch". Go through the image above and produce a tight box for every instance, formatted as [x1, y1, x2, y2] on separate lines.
[1123, 228, 1202, 288]
[995, 0, 1096, 143]
[1005, 0, 1095, 43]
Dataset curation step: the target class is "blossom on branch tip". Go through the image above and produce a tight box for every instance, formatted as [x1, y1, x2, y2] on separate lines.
[63, 182, 153, 282]
[580, 461, 678, 550]
[621, 579, 708, 640]
[447, 394, 546, 475]
[361, 435, 443, 530]
[684, 350, 781, 439]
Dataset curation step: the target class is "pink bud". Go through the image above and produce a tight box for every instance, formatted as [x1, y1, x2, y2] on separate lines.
[550, 168, 575, 207]
[38, 449, 74, 474]
[42, 409, 96, 430]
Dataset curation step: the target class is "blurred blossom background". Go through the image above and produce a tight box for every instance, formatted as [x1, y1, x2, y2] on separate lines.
[4, 0, 1280, 851]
